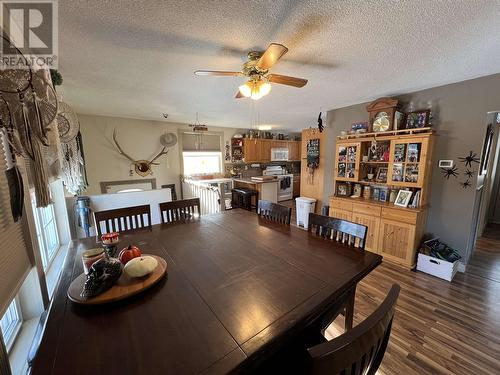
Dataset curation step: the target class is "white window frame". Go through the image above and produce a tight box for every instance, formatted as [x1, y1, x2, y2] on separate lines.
[182, 151, 223, 176]
[31, 199, 60, 271]
[0, 297, 23, 352]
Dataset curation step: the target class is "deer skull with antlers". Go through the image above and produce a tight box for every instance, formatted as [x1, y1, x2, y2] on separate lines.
[112, 129, 175, 177]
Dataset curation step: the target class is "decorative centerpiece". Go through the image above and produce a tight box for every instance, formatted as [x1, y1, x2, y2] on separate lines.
[68, 243, 167, 305]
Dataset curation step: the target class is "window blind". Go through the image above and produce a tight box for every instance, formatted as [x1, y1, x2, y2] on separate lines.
[0, 153, 32, 317]
[181, 133, 221, 152]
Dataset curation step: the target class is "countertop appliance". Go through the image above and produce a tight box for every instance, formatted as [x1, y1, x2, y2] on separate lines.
[271, 148, 289, 161]
[262, 166, 293, 201]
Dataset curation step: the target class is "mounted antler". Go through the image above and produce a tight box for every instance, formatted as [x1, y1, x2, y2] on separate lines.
[112, 129, 137, 164]
[112, 129, 170, 177]
[149, 146, 169, 166]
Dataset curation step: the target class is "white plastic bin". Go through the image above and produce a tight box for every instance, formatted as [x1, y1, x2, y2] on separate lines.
[296, 197, 317, 229]
[416, 253, 459, 282]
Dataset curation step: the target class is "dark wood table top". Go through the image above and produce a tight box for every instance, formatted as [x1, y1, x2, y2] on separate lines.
[33, 209, 381, 375]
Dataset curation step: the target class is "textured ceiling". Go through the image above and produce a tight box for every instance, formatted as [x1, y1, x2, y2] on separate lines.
[59, 0, 500, 129]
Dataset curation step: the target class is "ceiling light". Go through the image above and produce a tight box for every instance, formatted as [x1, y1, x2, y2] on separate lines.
[238, 78, 272, 100]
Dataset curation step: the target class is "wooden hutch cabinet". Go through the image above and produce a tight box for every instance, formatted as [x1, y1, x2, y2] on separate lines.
[330, 128, 434, 269]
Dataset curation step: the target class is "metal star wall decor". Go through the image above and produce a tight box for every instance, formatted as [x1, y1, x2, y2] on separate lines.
[459, 151, 480, 167]
[441, 165, 459, 179]
[464, 169, 475, 178]
[460, 180, 472, 189]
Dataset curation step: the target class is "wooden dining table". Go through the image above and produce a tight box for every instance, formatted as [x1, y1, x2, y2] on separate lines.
[32, 209, 382, 374]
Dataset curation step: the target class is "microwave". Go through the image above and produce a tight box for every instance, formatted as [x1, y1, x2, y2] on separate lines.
[271, 148, 289, 161]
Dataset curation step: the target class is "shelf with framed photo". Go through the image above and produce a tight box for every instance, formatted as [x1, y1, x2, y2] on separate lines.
[331, 127, 434, 269]
[335, 142, 361, 181]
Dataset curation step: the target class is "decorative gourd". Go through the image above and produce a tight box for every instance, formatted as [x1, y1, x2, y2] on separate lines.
[124, 256, 158, 278]
[119, 244, 142, 265]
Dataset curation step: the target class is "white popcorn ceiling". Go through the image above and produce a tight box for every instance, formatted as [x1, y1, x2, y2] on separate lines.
[58, 0, 500, 129]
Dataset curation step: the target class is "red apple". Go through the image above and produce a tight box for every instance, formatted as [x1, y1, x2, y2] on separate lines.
[118, 244, 142, 265]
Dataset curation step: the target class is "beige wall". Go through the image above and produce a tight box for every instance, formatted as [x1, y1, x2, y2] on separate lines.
[325, 73, 500, 262]
[78, 114, 243, 195]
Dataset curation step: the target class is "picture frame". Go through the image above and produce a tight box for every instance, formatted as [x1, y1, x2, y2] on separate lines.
[405, 110, 430, 129]
[394, 111, 404, 130]
[394, 190, 413, 207]
[336, 182, 352, 197]
[376, 167, 388, 182]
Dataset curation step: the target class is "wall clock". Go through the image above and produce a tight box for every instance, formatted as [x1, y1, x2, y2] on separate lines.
[366, 97, 399, 132]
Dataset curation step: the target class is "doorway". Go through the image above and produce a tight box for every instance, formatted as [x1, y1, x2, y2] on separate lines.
[469, 112, 500, 259]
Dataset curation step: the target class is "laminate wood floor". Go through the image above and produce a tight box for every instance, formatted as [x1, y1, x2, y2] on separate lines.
[325, 231, 500, 375]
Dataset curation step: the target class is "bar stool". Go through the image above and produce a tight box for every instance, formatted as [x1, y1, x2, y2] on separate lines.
[231, 188, 258, 212]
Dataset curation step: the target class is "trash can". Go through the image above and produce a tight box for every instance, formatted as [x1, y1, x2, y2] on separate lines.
[295, 197, 317, 229]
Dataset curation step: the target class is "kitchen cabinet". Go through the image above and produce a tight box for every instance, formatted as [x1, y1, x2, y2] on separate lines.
[271, 140, 288, 149]
[243, 139, 260, 162]
[329, 197, 424, 269]
[259, 140, 272, 162]
[288, 141, 301, 161]
[329, 208, 352, 222]
[378, 219, 415, 265]
[352, 212, 380, 253]
[242, 139, 302, 163]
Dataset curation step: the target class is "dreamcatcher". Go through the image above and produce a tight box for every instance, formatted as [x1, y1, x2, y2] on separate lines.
[57, 101, 88, 195]
[0, 35, 58, 208]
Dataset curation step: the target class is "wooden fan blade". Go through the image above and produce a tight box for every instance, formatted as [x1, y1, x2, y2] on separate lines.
[194, 70, 242, 76]
[267, 74, 308, 88]
[235, 91, 244, 99]
[257, 43, 288, 70]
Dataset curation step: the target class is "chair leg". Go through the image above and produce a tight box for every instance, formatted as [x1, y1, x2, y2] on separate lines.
[344, 286, 356, 331]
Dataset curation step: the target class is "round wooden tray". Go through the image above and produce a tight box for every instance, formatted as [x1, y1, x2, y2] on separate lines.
[67, 255, 167, 305]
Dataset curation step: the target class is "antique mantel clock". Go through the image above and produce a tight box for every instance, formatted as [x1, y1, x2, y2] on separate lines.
[366, 97, 399, 132]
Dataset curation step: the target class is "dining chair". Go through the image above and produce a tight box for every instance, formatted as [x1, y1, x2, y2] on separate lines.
[308, 213, 368, 331]
[94, 204, 152, 238]
[306, 284, 400, 375]
[159, 198, 201, 224]
[308, 212, 367, 250]
[257, 200, 292, 225]
[260, 284, 400, 375]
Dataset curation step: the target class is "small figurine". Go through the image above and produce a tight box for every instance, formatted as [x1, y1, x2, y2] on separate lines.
[81, 258, 122, 298]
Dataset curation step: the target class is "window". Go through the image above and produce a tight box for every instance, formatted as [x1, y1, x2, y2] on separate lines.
[0, 298, 22, 351]
[32, 201, 60, 270]
[183, 151, 222, 176]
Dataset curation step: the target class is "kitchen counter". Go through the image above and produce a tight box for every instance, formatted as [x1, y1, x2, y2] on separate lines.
[232, 177, 279, 184]
[232, 177, 278, 203]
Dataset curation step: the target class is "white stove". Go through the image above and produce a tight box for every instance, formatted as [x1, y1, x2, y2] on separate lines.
[262, 166, 293, 201]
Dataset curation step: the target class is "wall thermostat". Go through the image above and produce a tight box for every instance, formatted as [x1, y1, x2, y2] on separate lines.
[438, 160, 454, 168]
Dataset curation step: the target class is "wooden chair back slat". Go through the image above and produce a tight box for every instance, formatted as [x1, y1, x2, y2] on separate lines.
[257, 200, 292, 225]
[308, 213, 367, 250]
[307, 284, 400, 375]
[159, 198, 201, 224]
[94, 205, 152, 237]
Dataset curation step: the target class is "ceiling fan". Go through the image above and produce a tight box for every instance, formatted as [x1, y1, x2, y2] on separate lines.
[194, 43, 308, 100]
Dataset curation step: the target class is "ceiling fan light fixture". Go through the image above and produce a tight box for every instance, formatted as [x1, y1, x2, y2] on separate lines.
[259, 81, 272, 96]
[238, 82, 252, 97]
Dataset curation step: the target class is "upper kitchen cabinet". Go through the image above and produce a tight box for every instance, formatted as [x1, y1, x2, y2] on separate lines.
[259, 140, 272, 162]
[242, 139, 301, 163]
[288, 141, 301, 161]
[243, 139, 260, 162]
